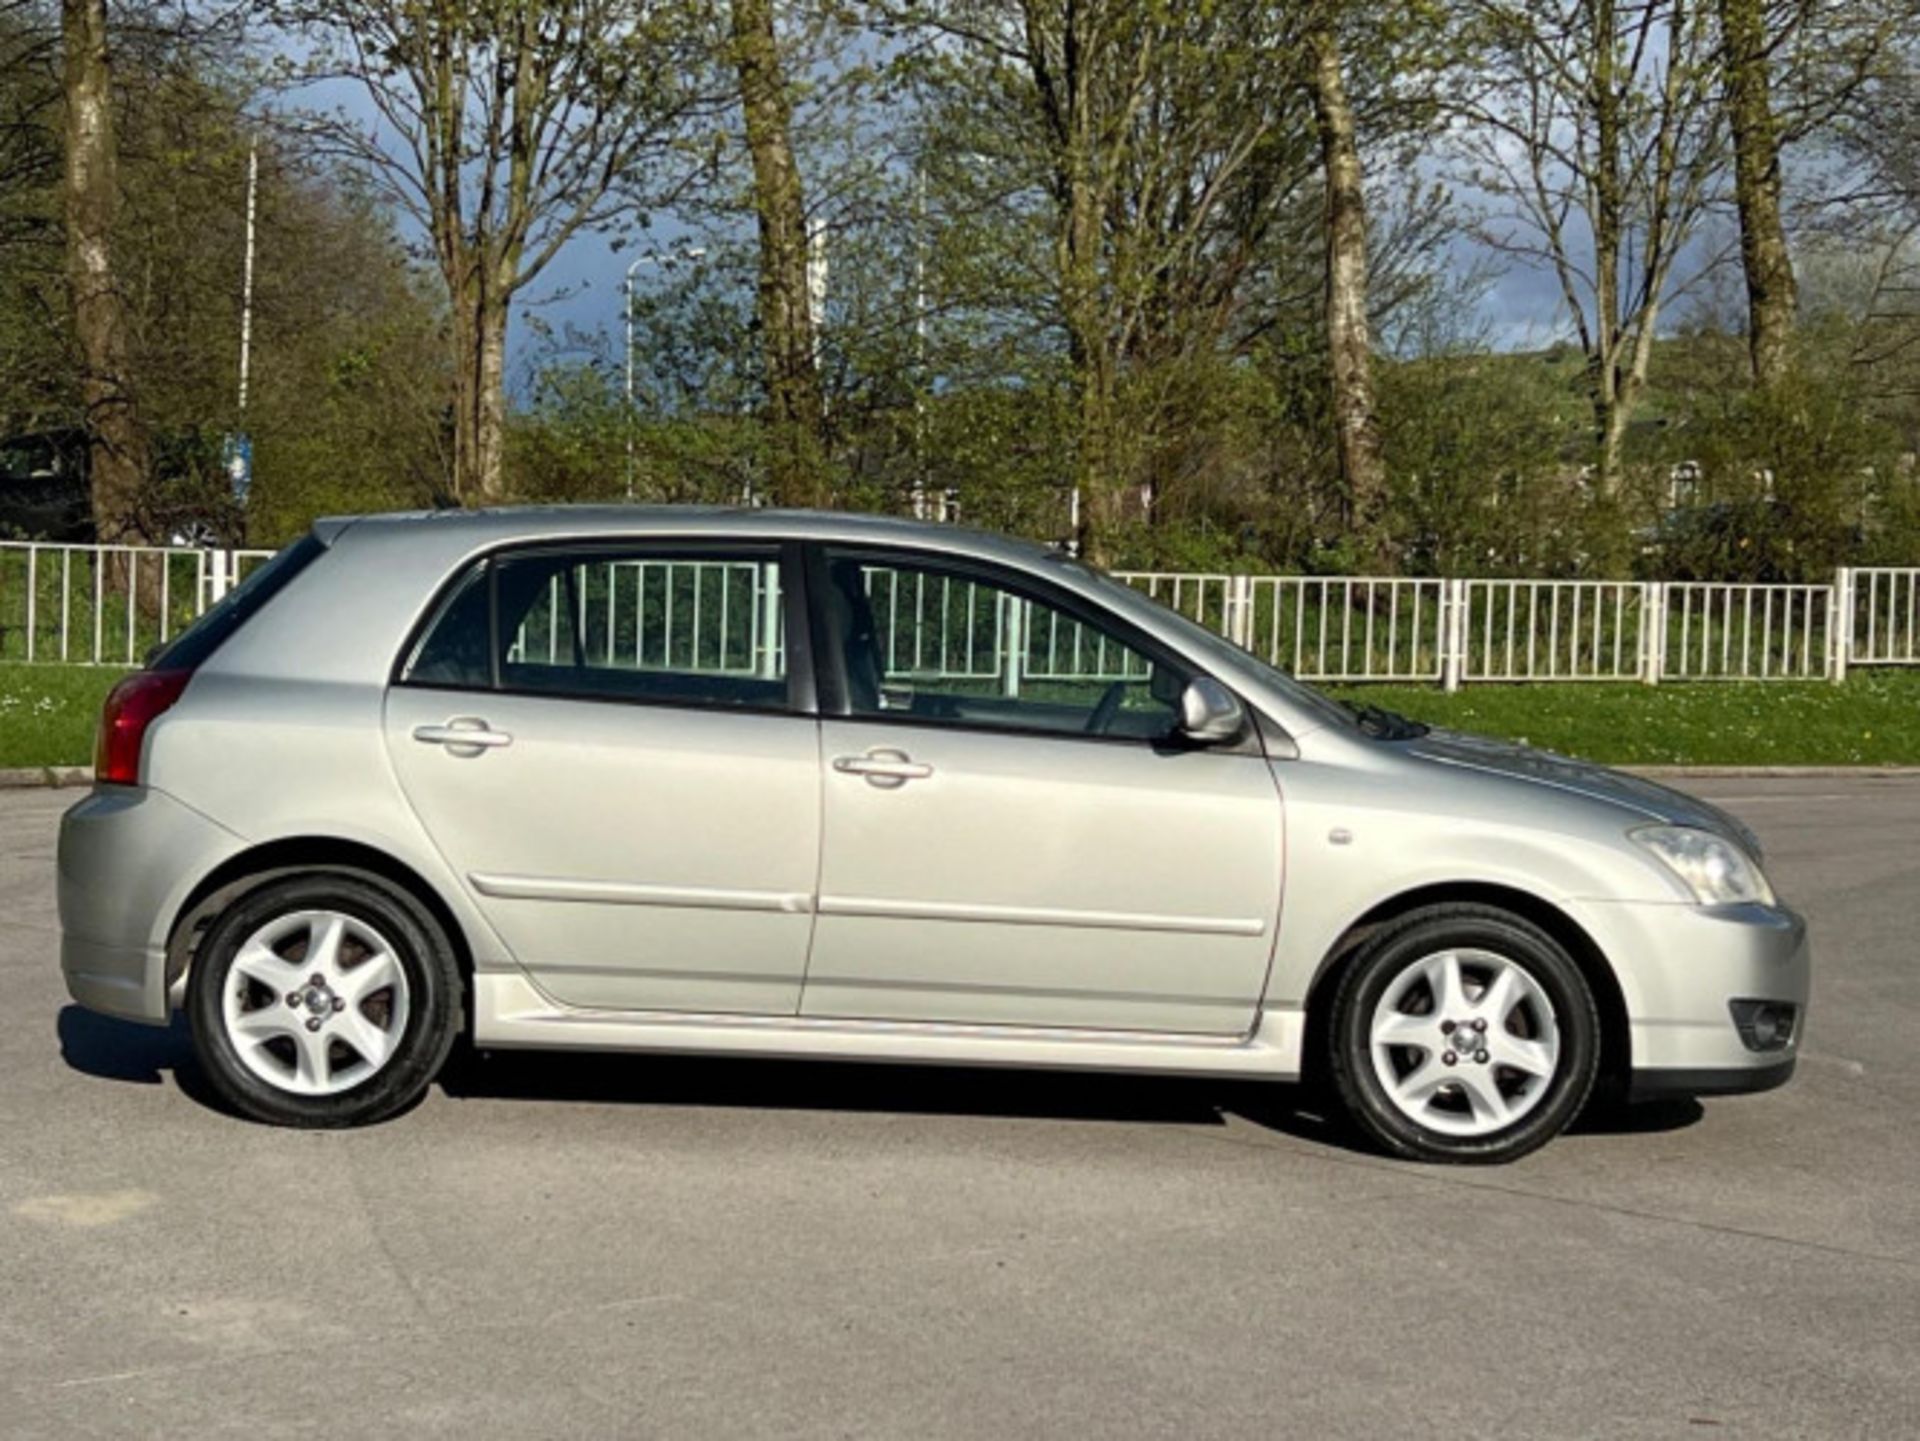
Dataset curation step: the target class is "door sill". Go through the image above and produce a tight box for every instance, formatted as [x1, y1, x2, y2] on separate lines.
[473, 973, 1302, 1079]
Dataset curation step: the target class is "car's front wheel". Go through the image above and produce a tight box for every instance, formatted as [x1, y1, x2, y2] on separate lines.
[1326, 904, 1600, 1164]
[187, 872, 461, 1127]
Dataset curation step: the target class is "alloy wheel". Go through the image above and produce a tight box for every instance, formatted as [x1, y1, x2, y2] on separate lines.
[219, 909, 412, 1096]
[1367, 947, 1561, 1138]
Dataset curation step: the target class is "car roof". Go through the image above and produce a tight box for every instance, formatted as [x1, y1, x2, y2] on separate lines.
[316, 505, 1061, 570]
[235, 502, 1343, 743]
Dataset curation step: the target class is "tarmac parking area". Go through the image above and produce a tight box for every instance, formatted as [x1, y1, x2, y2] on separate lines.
[1, 776, 1916, 1437]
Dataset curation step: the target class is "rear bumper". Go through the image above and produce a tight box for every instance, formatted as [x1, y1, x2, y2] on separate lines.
[58, 785, 245, 1025]
[61, 933, 170, 1024]
[1569, 897, 1810, 1098]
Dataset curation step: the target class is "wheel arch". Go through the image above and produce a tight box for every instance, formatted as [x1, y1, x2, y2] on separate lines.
[1300, 881, 1631, 1098]
[164, 837, 475, 1001]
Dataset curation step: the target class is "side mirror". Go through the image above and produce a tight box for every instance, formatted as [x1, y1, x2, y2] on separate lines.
[1177, 676, 1245, 744]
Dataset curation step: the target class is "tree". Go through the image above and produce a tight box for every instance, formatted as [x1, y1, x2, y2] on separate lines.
[889, 0, 1318, 562]
[1456, 0, 1726, 498]
[1718, 0, 1794, 387]
[729, 0, 826, 505]
[1803, 38, 1920, 452]
[61, 0, 147, 538]
[3, 9, 449, 541]
[1717, 0, 1905, 388]
[1305, 14, 1387, 564]
[274, 0, 714, 504]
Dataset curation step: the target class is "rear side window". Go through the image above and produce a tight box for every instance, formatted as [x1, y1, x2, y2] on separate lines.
[404, 562, 491, 688]
[400, 544, 791, 711]
[149, 534, 326, 672]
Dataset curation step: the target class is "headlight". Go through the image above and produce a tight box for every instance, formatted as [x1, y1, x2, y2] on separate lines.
[1631, 825, 1776, 907]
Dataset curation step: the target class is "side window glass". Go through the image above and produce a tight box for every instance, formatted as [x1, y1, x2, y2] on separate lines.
[823, 553, 1181, 739]
[497, 549, 787, 709]
[402, 561, 492, 688]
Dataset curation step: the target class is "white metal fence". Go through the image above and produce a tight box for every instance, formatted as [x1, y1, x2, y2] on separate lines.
[1848, 568, 1920, 669]
[1119, 574, 1449, 682]
[0, 542, 273, 667]
[3, 537, 1916, 689]
[1099, 569, 1910, 688]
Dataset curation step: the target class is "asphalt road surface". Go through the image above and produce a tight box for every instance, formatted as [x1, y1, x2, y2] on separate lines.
[3, 777, 1917, 1438]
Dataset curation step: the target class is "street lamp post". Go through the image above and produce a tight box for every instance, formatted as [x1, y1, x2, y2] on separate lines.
[623, 245, 707, 498]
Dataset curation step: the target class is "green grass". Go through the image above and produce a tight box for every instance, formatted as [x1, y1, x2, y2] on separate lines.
[1325, 669, 1920, 766]
[2, 661, 1917, 770]
[0, 546, 218, 666]
[0, 664, 130, 769]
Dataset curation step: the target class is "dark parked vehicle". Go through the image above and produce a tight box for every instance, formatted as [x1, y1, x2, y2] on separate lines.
[0, 431, 92, 541]
[0, 429, 236, 545]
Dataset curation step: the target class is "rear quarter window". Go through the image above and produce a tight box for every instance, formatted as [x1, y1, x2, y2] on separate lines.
[149, 533, 327, 672]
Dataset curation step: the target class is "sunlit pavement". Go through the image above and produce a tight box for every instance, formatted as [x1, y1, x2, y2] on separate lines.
[2, 777, 1916, 1436]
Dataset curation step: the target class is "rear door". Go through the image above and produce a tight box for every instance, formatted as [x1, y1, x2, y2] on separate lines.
[802, 546, 1284, 1036]
[384, 539, 820, 1015]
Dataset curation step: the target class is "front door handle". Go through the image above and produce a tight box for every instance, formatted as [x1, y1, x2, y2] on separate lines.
[414, 718, 513, 753]
[833, 749, 933, 787]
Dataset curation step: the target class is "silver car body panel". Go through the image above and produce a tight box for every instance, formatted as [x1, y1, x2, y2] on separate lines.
[805, 717, 1283, 1034]
[58, 506, 1809, 1092]
[384, 686, 821, 1014]
[59, 785, 248, 1021]
[469, 969, 1309, 1078]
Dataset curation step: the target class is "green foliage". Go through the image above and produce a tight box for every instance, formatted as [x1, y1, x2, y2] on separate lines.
[0, 664, 127, 768]
[1329, 671, 1920, 767]
[5, 0, 1920, 579]
[0, 9, 447, 544]
[1378, 352, 1578, 574]
[507, 362, 630, 505]
[1635, 365, 1909, 582]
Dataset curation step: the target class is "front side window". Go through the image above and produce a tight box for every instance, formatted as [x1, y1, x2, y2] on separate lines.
[403, 545, 788, 710]
[821, 551, 1182, 739]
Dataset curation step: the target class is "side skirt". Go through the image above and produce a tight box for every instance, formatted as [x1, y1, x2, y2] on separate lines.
[472, 973, 1304, 1080]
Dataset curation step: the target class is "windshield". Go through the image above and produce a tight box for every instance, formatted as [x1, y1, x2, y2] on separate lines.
[1050, 556, 1363, 733]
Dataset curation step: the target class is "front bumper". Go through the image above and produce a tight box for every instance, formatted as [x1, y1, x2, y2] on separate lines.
[1629, 1057, 1796, 1099]
[59, 785, 246, 1025]
[1567, 897, 1810, 1099]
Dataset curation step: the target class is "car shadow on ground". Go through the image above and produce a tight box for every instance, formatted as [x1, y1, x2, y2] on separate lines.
[444, 1043, 1322, 1131]
[57, 1004, 193, 1084]
[56, 1005, 1703, 1147]
[55, 1004, 231, 1113]
[439, 1046, 1705, 1146]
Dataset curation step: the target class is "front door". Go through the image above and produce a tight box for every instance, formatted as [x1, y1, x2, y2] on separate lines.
[803, 548, 1284, 1035]
[384, 540, 819, 1015]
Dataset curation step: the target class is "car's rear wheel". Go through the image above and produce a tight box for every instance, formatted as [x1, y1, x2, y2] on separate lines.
[187, 873, 461, 1127]
[1326, 904, 1600, 1164]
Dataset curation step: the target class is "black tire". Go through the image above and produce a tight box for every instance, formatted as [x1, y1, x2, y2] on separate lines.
[1325, 903, 1600, 1164]
[187, 871, 462, 1128]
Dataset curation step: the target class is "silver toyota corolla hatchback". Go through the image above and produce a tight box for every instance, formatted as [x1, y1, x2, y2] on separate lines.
[58, 508, 1809, 1161]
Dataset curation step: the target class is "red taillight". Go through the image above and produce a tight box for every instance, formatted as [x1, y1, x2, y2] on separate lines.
[94, 669, 191, 786]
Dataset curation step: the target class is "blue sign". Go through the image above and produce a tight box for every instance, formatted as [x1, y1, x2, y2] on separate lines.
[222, 433, 253, 506]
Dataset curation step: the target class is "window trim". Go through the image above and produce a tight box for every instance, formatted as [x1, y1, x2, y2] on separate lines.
[804, 541, 1254, 752]
[390, 536, 817, 719]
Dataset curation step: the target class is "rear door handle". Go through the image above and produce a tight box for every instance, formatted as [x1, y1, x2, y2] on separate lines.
[833, 749, 932, 787]
[414, 719, 513, 752]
